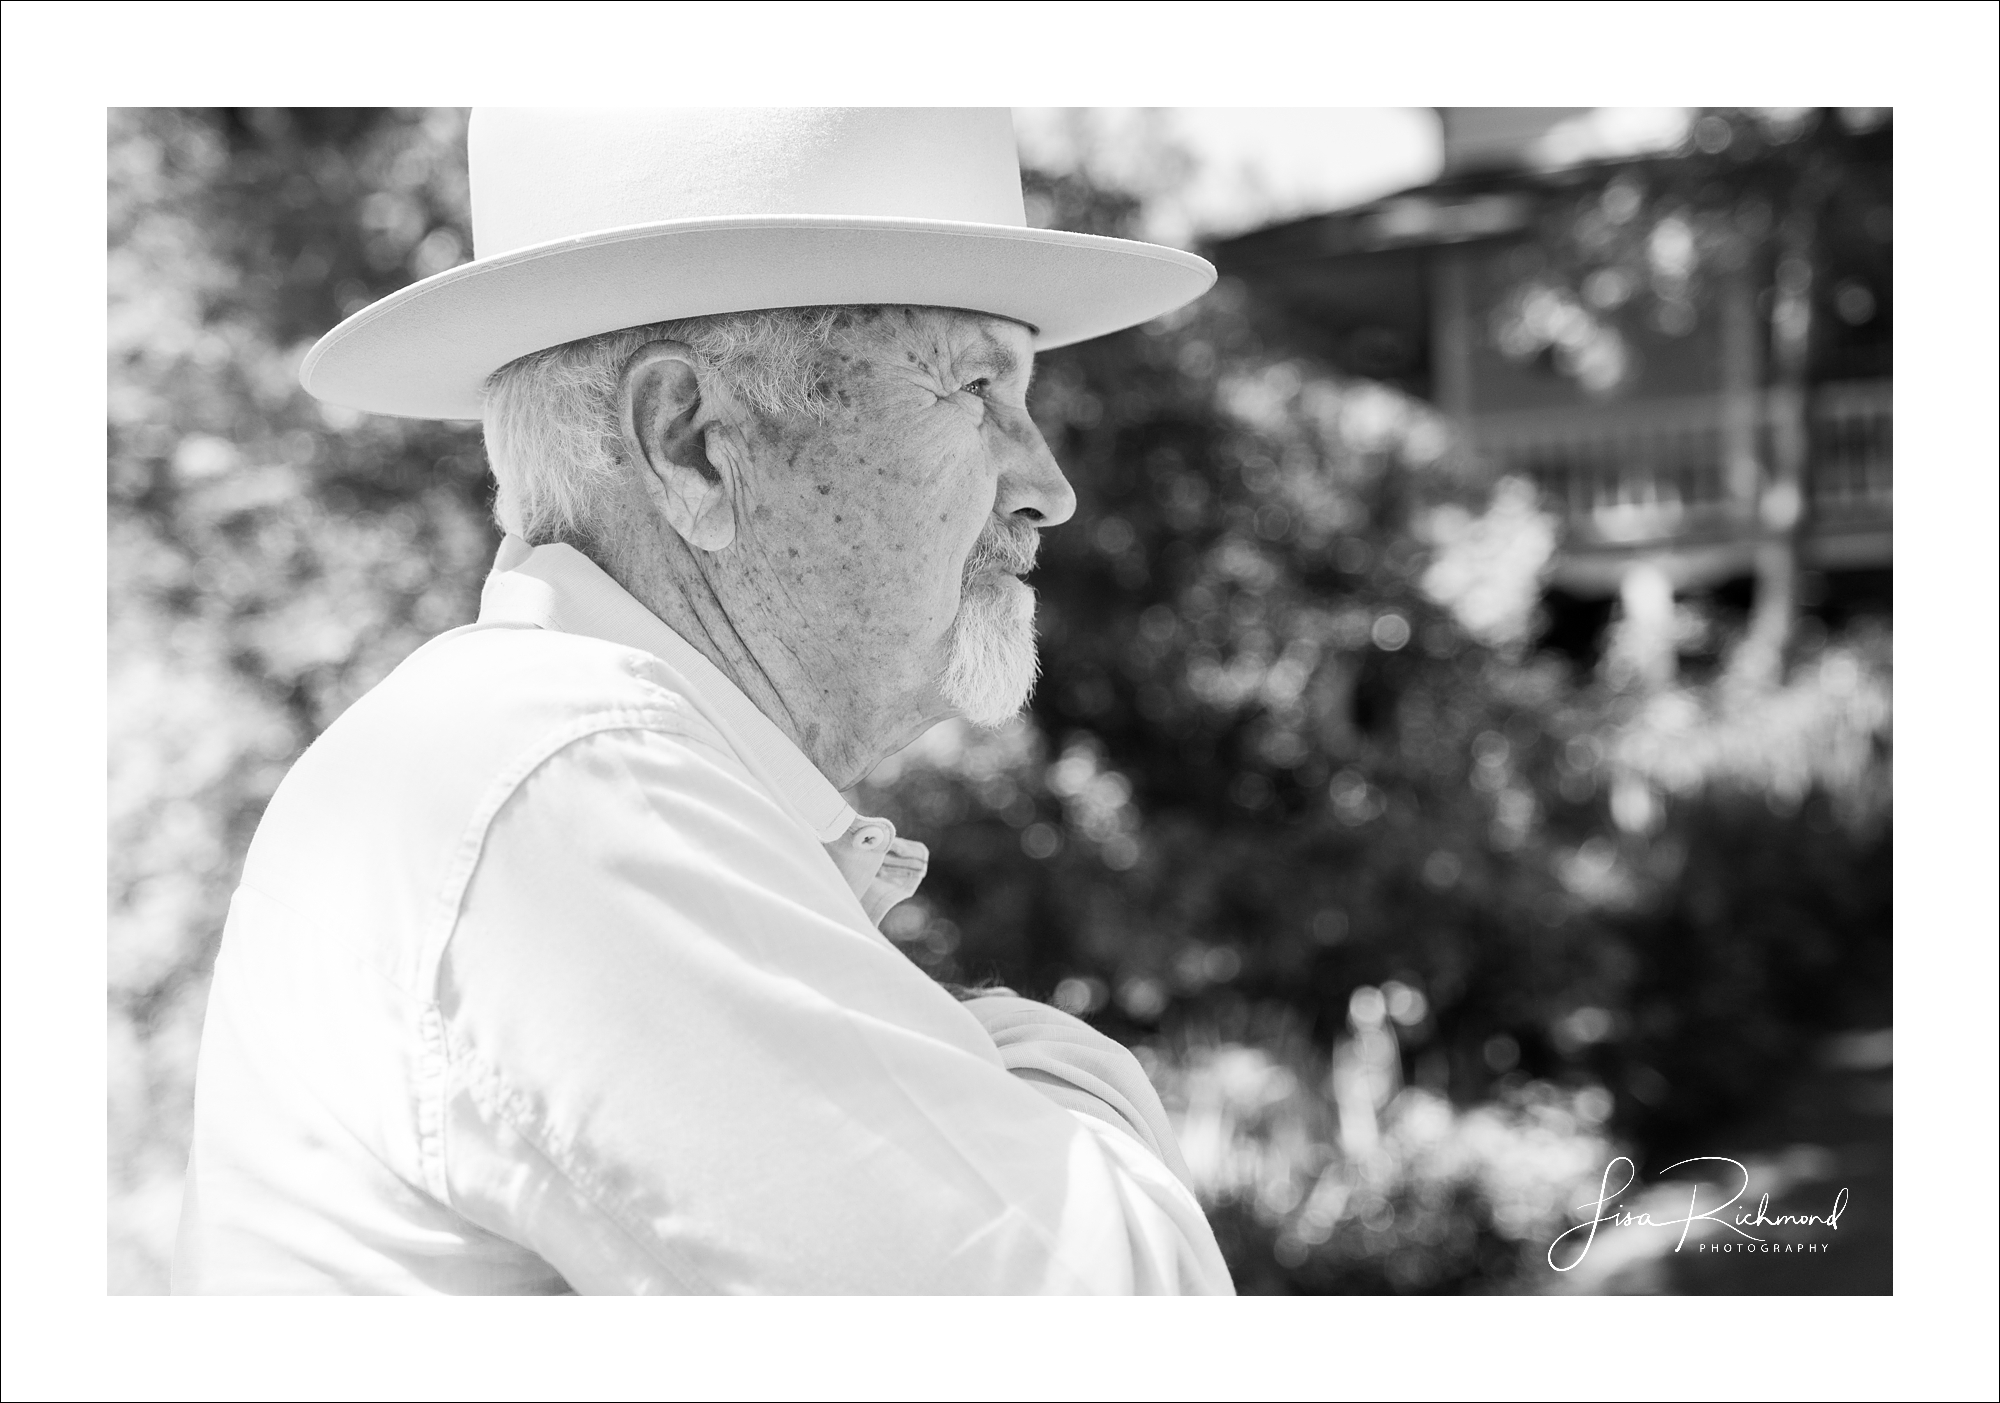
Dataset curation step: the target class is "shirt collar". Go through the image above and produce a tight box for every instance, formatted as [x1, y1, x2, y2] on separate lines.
[476, 536, 927, 918]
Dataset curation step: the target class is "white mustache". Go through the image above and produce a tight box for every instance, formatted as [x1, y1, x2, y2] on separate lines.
[963, 518, 1040, 580]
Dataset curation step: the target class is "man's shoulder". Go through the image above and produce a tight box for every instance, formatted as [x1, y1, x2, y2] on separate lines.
[238, 624, 744, 953]
[365, 621, 715, 735]
[300, 623, 727, 795]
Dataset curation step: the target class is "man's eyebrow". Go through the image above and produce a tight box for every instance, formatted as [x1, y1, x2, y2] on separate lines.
[967, 332, 1024, 384]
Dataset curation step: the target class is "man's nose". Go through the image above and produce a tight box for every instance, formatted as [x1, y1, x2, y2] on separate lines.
[994, 413, 1077, 528]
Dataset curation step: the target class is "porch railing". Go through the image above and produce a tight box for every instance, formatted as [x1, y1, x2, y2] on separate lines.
[1465, 380, 1891, 553]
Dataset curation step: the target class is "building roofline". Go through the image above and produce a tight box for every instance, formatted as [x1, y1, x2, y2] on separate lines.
[1205, 147, 1694, 265]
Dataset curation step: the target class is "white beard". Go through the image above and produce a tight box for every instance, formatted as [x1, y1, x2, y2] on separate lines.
[939, 573, 1039, 727]
[939, 523, 1042, 727]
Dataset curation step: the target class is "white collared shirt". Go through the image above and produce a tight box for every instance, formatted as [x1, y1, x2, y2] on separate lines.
[174, 538, 1233, 1294]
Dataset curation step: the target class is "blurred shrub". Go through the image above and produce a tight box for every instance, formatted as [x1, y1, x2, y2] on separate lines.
[108, 109, 492, 1291]
[1143, 1002, 1615, 1294]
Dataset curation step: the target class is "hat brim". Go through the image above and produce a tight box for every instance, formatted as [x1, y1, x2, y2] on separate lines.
[299, 216, 1216, 420]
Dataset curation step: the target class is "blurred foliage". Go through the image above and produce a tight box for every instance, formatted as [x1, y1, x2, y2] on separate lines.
[1488, 107, 1892, 396]
[108, 108, 495, 1292]
[109, 109, 1892, 1296]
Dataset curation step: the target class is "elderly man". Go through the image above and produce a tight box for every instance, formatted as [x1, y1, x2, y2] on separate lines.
[175, 109, 1232, 1294]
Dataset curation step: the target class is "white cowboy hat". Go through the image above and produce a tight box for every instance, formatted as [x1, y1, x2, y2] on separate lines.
[299, 108, 1216, 421]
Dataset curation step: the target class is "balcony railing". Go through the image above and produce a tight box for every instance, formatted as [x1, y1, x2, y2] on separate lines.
[1807, 380, 1894, 524]
[1464, 380, 1891, 589]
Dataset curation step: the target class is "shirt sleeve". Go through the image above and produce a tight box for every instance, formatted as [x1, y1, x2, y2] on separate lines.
[433, 721, 1234, 1295]
[958, 993, 1199, 1191]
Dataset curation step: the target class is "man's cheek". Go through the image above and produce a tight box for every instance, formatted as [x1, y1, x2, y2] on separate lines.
[910, 545, 966, 632]
[907, 548, 961, 615]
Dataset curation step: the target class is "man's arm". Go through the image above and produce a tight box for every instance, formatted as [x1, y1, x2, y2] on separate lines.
[435, 722, 1233, 1294]
[958, 993, 1198, 1189]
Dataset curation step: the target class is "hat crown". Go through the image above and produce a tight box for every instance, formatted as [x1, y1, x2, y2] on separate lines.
[469, 107, 1028, 259]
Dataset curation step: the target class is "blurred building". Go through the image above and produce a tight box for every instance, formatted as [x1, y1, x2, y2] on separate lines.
[1210, 108, 1891, 609]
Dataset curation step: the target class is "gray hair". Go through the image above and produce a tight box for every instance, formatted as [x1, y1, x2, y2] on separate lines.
[481, 307, 847, 543]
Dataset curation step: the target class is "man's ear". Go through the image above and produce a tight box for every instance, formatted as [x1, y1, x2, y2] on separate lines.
[618, 341, 736, 552]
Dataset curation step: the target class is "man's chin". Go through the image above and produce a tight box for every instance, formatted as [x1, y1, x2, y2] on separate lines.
[957, 696, 1029, 730]
[938, 612, 1039, 728]
[968, 572, 1032, 606]
[947, 660, 1035, 729]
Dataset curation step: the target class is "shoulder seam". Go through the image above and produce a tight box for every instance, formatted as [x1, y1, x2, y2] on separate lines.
[416, 708, 740, 994]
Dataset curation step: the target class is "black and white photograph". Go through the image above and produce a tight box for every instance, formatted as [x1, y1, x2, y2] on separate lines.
[114, 95, 1900, 1292]
[4, 4, 1998, 1399]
